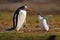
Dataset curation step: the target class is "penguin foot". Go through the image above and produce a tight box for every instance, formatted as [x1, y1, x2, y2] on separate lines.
[15, 29, 24, 33]
[16, 30, 20, 32]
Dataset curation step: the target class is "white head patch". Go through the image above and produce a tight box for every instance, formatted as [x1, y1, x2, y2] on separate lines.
[25, 5, 27, 9]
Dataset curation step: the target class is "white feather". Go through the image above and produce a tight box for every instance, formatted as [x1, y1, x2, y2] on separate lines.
[38, 15, 49, 31]
[16, 10, 27, 31]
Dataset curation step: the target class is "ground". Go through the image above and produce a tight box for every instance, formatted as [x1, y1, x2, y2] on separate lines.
[0, 11, 60, 40]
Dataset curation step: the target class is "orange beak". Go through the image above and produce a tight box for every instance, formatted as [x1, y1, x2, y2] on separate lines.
[27, 8, 32, 11]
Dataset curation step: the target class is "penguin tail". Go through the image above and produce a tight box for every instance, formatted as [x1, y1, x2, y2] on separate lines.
[6, 27, 15, 31]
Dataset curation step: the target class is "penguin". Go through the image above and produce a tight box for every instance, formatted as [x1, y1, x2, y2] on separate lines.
[7, 5, 28, 31]
[37, 13, 49, 31]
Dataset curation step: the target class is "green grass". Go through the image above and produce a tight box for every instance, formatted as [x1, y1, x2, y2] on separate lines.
[0, 12, 60, 26]
[0, 12, 13, 25]
[0, 12, 60, 23]
[0, 12, 13, 20]
[27, 15, 38, 24]
[0, 32, 60, 40]
[0, 12, 60, 40]
[0, 12, 38, 25]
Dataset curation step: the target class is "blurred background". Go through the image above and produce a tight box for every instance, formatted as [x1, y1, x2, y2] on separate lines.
[0, 0, 60, 40]
[0, 0, 60, 32]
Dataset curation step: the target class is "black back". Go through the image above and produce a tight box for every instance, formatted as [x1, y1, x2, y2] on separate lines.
[6, 5, 26, 31]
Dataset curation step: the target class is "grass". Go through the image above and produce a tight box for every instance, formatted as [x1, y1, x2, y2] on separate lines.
[0, 2, 60, 40]
[0, 11, 60, 40]
[0, 11, 60, 25]
[0, 11, 60, 28]
[0, 12, 13, 26]
[0, 11, 38, 25]
[0, 32, 60, 40]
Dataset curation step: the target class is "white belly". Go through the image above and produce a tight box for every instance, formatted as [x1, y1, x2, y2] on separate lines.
[16, 10, 27, 30]
[38, 16, 49, 31]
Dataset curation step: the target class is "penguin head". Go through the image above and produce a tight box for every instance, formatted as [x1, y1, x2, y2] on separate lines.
[20, 5, 27, 10]
[37, 12, 43, 17]
[37, 13, 41, 16]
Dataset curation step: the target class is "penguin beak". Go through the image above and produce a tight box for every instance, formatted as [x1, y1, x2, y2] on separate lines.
[27, 8, 32, 11]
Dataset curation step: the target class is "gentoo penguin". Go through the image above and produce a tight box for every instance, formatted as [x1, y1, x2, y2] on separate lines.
[7, 5, 28, 31]
[37, 13, 49, 31]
